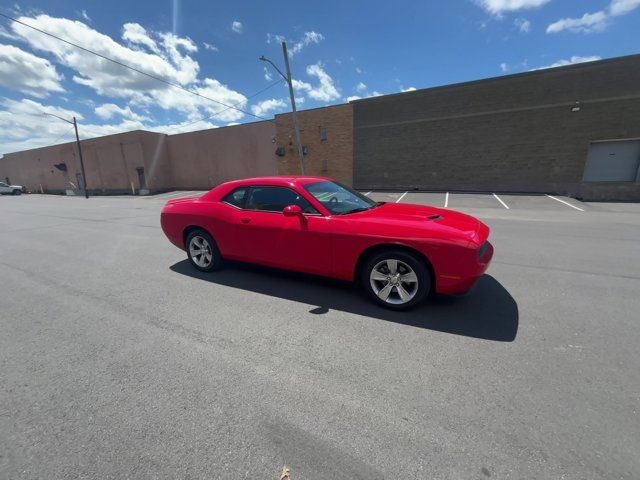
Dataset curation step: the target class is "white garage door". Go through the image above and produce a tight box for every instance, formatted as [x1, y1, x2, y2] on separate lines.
[583, 140, 640, 182]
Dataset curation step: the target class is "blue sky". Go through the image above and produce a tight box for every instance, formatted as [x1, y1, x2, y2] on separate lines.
[1, 0, 639, 154]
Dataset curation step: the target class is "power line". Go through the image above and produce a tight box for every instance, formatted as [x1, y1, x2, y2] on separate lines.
[0, 12, 279, 123]
[162, 78, 285, 134]
[49, 125, 75, 144]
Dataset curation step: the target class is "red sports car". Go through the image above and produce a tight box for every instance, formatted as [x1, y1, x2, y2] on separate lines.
[161, 176, 493, 310]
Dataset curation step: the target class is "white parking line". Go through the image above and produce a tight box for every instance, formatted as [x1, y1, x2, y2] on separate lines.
[546, 194, 585, 211]
[396, 191, 408, 203]
[493, 193, 510, 209]
[364, 191, 372, 196]
[444, 192, 449, 208]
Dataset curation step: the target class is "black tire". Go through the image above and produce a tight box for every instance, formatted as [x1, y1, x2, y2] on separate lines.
[12, 189, 21, 195]
[185, 229, 223, 272]
[361, 249, 431, 310]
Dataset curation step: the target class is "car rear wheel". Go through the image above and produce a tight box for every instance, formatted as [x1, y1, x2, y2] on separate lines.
[185, 230, 222, 272]
[362, 250, 430, 310]
[12, 189, 21, 195]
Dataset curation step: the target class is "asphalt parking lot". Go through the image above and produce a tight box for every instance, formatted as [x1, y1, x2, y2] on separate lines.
[1, 191, 639, 479]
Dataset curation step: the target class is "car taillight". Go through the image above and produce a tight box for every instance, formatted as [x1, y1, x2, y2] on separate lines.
[477, 241, 488, 260]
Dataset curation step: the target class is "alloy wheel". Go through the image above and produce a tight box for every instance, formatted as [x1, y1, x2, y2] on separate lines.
[369, 258, 419, 305]
[189, 235, 213, 268]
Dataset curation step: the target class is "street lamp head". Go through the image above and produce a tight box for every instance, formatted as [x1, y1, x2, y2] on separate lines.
[259, 55, 267, 61]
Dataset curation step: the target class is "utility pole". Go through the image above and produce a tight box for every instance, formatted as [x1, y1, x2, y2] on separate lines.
[72, 117, 89, 199]
[43, 112, 89, 198]
[260, 41, 306, 175]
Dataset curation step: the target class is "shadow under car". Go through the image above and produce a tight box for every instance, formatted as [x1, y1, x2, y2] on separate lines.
[170, 260, 518, 342]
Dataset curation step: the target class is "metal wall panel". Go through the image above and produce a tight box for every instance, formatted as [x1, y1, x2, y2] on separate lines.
[583, 140, 640, 182]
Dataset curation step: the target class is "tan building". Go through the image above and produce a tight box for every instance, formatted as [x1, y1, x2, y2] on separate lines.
[167, 121, 277, 190]
[274, 103, 353, 185]
[0, 121, 277, 194]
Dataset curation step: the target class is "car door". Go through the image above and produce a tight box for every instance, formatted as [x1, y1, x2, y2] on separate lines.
[235, 186, 332, 276]
[0, 182, 10, 194]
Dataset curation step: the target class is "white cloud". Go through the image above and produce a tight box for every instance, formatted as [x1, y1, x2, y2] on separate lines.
[356, 81, 367, 93]
[345, 95, 361, 102]
[546, 0, 640, 34]
[80, 10, 91, 22]
[355, 67, 363, 74]
[94, 103, 149, 122]
[297, 63, 340, 102]
[250, 98, 287, 116]
[610, 0, 640, 15]
[0, 96, 223, 154]
[546, 11, 609, 33]
[266, 33, 285, 44]
[203, 42, 218, 52]
[292, 78, 312, 92]
[401, 86, 417, 92]
[475, 0, 551, 15]
[514, 18, 531, 32]
[263, 67, 273, 81]
[122, 22, 159, 53]
[232, 21, 243, 34]
[0, 97, 82, 153]
[289, 31, 324, 55]
[532, 55, 602, 70]
[500, 62, 509, 72]
[265, 31, 324, 55]
[0, 43, 64, 97]
[8, 14, 247, 122]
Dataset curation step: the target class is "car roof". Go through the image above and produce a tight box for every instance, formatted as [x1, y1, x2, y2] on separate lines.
[220, 176, 332, 188]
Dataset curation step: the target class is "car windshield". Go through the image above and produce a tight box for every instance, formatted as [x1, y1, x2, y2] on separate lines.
[304, 181, 379, 215]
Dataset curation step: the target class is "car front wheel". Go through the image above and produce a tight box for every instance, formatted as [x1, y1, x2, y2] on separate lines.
[185, 229, 222, 272]
[362, 250, 430, 310]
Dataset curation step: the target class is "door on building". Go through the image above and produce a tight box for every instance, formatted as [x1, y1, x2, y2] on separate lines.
[136, 167, 146, 190]
[583, 140, 640, 182]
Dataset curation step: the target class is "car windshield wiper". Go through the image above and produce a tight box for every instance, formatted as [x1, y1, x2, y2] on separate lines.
[340, 203, 380, 215]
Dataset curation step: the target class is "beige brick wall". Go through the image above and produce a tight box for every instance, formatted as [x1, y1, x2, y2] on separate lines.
[275, 103, 353, 185]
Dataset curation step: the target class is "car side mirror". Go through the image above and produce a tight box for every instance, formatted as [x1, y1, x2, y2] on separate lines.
[283, 204, 303, 216]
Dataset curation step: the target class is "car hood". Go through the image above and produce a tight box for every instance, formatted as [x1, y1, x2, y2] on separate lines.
[345, 202, 489, 246]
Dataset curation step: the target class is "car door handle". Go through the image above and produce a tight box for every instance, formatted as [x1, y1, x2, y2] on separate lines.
[241, 218, 251, 223]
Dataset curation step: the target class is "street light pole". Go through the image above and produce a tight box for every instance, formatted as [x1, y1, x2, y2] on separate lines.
[43, 112, 89, 198]
[72, 117, 89, 199]
[260, 41, 306, 175]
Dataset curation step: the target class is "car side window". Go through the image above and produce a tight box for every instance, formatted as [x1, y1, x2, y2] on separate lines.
[222, 187, 247, 208]
[246, 186, 319, 214]
[0, 182, 7, 187]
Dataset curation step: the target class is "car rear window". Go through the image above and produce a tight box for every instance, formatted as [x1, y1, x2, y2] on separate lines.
[222, 187, 247, 208]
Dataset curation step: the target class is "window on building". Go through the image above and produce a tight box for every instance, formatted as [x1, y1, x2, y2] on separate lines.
[319, 127, 328, 141]
[222, 187, 247, 208]
[321, 158, 328, 171]
[246, 186, 318, 214]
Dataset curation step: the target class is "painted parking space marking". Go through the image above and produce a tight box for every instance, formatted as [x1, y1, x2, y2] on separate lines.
[396, 191, 408, 203]
[367, 191, 403, 203]
[444, 192, 449, 208]
[493, 193, 510, 209]
[546, 194, 585, 211]
[364, 191, 372, 196]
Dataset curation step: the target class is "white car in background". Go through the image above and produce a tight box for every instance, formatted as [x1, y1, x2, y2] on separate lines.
[0, 182, 23, 195]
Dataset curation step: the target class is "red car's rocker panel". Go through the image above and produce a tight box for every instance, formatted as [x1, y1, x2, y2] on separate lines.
[161, 176, 493, 308]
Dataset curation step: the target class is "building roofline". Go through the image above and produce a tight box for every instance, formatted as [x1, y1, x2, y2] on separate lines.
[350, 53, 640, 105]
[274, 102, 349, 117]
[167, 118, 272, 137]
